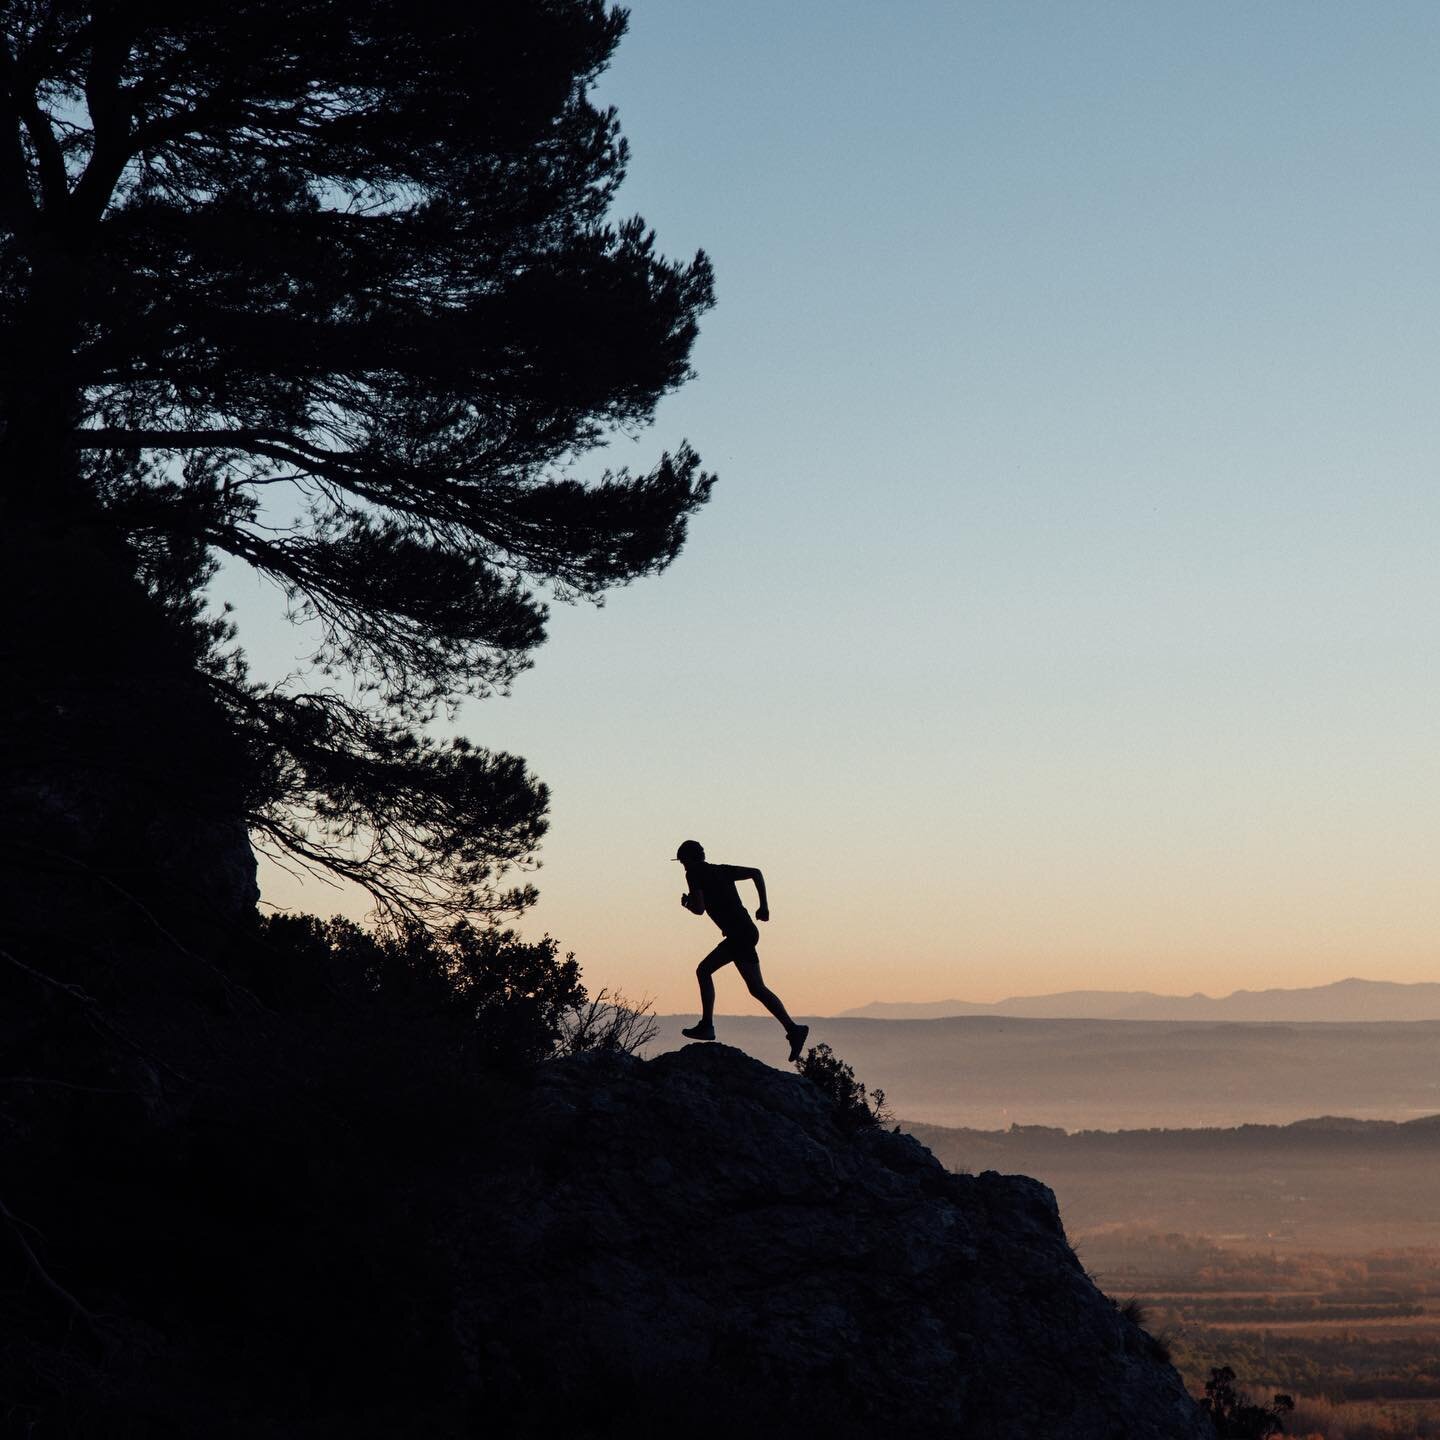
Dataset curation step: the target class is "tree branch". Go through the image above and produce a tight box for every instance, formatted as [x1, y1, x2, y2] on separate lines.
[71, 12, 137, 222]
[74, 425, 264, 450]
[0, 38, 66, 211]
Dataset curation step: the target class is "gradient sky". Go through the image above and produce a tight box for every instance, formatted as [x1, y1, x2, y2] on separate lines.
[228, 1, 1440, 1015]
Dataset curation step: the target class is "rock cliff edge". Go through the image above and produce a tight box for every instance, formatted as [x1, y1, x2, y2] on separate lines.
[462, 1042, 1212, 1438]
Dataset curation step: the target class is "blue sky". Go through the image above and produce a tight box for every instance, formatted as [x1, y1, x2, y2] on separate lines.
[235, 2, 1440, 1013]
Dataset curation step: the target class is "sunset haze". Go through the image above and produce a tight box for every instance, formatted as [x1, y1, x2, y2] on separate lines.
[241, 0, 1440, 1015]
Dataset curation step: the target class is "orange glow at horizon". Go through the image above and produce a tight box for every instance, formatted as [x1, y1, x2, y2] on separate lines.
[258, 831, 1440, 1018]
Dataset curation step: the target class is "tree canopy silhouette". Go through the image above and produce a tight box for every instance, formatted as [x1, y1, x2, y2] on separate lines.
[0, 0, 713, 922]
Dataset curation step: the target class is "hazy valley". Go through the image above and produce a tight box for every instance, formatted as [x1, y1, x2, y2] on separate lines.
[908, 1114, 1440, 1253]
[909, 1118, 1440, 1428]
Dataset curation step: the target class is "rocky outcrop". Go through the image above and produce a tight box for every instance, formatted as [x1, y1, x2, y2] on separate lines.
[0, 525, 260, 957]
[458, 1043, 1212, 1439]
[0, 994, 1214, 1437]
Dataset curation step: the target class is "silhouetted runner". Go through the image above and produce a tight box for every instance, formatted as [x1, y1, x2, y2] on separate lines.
[675, 839, 809, 1062]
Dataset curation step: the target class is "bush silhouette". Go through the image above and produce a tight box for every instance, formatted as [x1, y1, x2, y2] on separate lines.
[254, 911, 588, 1068]
[796, 1042, 893, 1133]
[557, 989, 658, 1057]
[1114, 1296, 1174, 1364]
[1199, 1366, 1295, 1438]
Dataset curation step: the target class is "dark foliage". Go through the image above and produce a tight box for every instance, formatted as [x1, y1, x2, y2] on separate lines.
[796, 1041, 893, 1134]
[0, 908, 653, 1436]
[0, 1, 714, 920]
[1200, 1366, 1296, 1439]
[249, 911, 653, 1061]
[253, 910, 589, 1065]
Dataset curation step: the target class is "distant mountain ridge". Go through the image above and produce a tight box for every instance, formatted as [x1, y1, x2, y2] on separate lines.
[839, 977, 1440, 1023]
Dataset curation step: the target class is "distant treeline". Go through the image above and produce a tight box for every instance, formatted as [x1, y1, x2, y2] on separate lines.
[1175, 1330, 1440, 1404]
[1171, 1296, 1425, 1323]
[1090, 1230, 1440, 1295]
[911, 1114, 1440, 1157]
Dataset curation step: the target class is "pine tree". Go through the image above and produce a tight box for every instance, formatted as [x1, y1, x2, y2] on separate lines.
[0, 1, 713, 928]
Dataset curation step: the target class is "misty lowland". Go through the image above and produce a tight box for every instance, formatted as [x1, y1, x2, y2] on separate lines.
[3, 5, 1438, 1440]
[650, 1006, 1440, 1131]
[920, 1097, 1440, 1437]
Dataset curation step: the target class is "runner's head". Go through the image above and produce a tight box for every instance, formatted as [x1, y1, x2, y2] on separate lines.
[676, 839, 705, 866]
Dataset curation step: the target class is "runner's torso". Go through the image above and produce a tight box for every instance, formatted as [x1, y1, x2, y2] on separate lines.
[688, 861, 755, 941]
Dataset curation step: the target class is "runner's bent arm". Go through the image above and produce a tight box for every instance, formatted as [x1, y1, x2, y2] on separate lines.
[732, 865, 769, 921]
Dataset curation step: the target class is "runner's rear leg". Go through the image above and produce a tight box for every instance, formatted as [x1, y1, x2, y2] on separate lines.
[737, 956, 806, 1061]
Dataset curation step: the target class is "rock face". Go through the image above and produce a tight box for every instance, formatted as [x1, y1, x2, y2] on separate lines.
[460, 1043, 1212, 1439]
